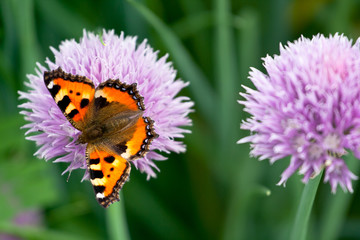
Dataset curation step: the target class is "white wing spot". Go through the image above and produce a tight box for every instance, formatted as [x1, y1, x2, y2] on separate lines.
[96, 193, 105, 199]
[47, 81, 54, 89]
[121, 152, 131, 160]
[95, 90, 104, 98]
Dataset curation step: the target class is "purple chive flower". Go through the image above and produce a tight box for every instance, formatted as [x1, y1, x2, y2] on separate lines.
[239, 34, 360, 193]
[19, 29, 193, 179]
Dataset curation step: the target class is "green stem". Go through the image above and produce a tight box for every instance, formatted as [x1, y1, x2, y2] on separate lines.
[214, 0, 237, 146]
[106, 194, 130, 240]
[290, 171, 323, 240]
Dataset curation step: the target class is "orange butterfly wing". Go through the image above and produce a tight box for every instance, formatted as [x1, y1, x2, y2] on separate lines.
[44, 68, 95, 130]
[86, 144, 130, 208]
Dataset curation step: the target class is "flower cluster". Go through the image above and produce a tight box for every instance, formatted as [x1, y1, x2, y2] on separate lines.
[19, 30, 193, 179]
[239, 34, 360, 192]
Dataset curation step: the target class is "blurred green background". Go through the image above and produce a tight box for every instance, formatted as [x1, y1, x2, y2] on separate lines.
[1, 0, 360, 239]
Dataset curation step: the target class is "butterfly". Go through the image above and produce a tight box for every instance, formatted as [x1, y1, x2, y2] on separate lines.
[44, 67, 158, 208]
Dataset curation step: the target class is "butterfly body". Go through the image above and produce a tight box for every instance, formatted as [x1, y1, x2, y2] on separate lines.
[77, 102, 142, 145]
[44, 67, 157, 208]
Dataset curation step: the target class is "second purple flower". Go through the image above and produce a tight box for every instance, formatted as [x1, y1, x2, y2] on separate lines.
[239, 34, 360, 193]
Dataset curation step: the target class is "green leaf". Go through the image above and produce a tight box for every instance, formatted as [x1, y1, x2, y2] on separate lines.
[8, 0, 41, 80]
[0, 159, 59, 209]
[0, 114, 59, 219]
[0, 115, 26, 152]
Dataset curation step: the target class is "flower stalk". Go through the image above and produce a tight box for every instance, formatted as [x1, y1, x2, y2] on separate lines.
[106, 194, 130, 240]
[290, 171, 323, 240]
